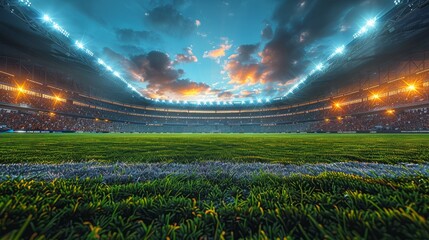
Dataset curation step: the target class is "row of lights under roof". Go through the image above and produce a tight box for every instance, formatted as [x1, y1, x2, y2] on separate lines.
[284, 17, 378, 98]
[41, 14, 70, 38]
[154, 98, 271, 106]
[13, 0, 144, 98]
[39, 13, 142, 96]
[18, 0, 31, 7]
[332, 82, 420, 109]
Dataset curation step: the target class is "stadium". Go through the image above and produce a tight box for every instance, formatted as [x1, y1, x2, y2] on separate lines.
[0, 0, 429, 239]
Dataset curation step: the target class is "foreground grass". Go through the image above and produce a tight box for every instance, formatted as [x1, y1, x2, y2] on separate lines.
[1, 174, 428, 239]
[0, 133, 428, 164]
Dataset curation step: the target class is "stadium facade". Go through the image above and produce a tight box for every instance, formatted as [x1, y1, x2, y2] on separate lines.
[0, 0, 428, 133]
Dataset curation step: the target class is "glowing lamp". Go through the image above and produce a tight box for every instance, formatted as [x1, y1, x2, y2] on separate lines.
[372, 93, 380, 100]
[366, 18, 376, 27]
[43, 15, 51, 22]
[334, 103, 341, 108]
[407, 84, 416, 91]
[386, 109, 395, 115]
[335, 46, 345, 55]
[75, 41, 84, 49]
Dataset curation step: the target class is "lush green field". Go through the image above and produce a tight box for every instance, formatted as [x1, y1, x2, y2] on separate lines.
[1, 174, 429, 239]
[0, 133, 428, 164]
[1, 133, 429, 239]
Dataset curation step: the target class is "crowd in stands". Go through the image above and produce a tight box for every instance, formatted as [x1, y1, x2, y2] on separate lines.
[315, 107, 429, 132]
[0, 77, 428, 132]
[0, 109, 142, 132]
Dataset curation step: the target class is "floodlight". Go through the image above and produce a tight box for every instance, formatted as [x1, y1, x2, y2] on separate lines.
[53, 23, 60, 30]
[372, 93, 381, 100]
[407, 84, 416, 91]
[43, 14, 50, 22]
[75, 41, 84, 49]
[335, 45, 345, 55]
[334, 102, 341, 108]
[316, 63, 324, 71]
[366, 18, 376, 27]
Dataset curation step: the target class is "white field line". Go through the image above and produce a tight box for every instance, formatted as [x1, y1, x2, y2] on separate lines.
[0, 162, 428, 182]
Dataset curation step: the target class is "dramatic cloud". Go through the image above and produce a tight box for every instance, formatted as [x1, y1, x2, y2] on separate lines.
[235, 89, 260, 99]
[103, 48, 211, 99]
[225, 0, 394, 87]
[261, 24, 273, 40]
[145, 4, 197, 37]
[217, 91, 234, 99]
[224, 44, 267, 85]
[259, 29, 307, 82]
[115, 28, 160, 43]
[119, 45, 146, 55]
[204, 40, 232, 61]
[31, 0, 395, 100]
[174, 47, 198, 64]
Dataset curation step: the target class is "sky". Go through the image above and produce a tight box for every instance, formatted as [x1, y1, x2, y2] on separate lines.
[32, 0, 395, 102]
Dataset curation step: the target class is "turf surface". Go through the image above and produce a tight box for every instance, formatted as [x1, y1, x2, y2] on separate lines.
[0, 133, 428, 164]
[1, 174, 429, 239]
[1, 133, 429, 239]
